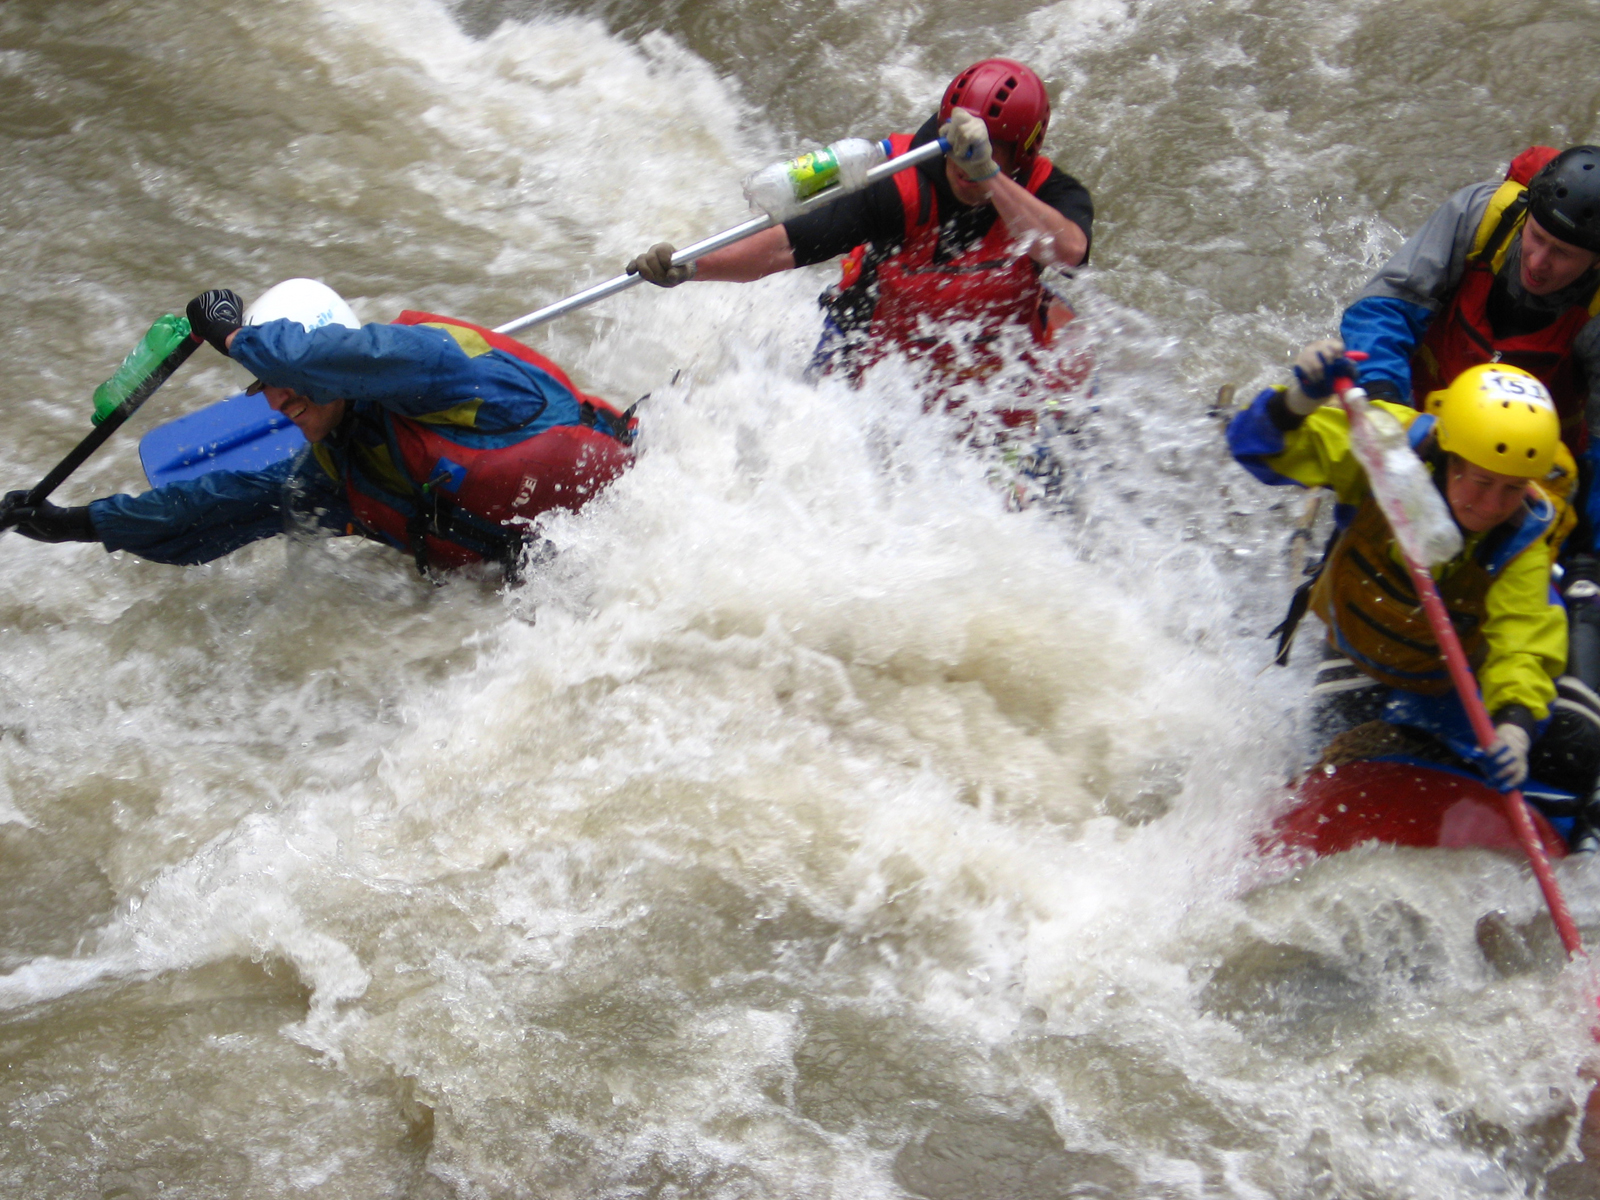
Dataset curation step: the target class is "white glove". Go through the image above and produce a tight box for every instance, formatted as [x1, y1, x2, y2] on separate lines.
[940, 108, 999, 182]
[1284, 337, 1349, 415]
[1483, 723, 1531, 792]
[626, 242, 696, 288]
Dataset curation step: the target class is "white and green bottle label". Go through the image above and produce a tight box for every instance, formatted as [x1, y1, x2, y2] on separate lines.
[785, 147, 842, 200]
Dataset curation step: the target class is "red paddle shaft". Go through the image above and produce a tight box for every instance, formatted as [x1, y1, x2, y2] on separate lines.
[1332, 372, 1584, 957]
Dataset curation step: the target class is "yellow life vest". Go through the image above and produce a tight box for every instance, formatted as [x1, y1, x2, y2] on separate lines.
[1309, 473, 1556, 693]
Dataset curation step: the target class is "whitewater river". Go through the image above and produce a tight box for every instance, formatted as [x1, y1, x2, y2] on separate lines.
[3, 0, 1600, 1195]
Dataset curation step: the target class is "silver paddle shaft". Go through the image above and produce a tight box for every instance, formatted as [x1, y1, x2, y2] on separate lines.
[493, 138, 949, 337]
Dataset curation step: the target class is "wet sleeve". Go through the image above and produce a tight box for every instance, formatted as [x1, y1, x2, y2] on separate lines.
[88, 458, 301, 565]
[1339, 296, 1433, 404]
[1226, 387, 1378, 499]
[1226, 387, 1300, 484]
[230, 320, 473, 412]
[1478, 548, 1564, 720]
[783, 177, 908, 267]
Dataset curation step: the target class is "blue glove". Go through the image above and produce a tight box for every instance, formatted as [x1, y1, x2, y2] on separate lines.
[1286, 337, 1360, 414]
[1477, 724, 1531, 793]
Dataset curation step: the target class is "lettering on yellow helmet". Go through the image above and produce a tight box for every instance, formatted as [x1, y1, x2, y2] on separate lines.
[1475, 366, 1554, 411]
[1436, 363, 1560, 478]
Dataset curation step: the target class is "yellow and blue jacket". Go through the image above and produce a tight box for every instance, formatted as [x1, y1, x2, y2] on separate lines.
[1229, 387, 1566, 720]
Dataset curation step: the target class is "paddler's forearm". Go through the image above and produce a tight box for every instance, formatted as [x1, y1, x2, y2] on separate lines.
[690, 225, 797, 282]
[983, 173, 1087, 267]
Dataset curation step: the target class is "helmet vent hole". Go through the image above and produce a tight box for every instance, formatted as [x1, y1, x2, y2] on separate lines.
[989, 103, 1003, 116]
[1557, 187, 1570, 199]
[1496, 442, 1508, 454]
[1527, 448, 1537, 458]
[996, 87, 1011, 101]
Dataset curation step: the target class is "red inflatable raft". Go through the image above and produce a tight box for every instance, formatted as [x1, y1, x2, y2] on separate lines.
[1274, 757, 1568, 860]
[1272, 753, 1600, 1187]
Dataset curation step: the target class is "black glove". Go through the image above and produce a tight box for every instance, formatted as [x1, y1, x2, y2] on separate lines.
[1, 490, 97, 544]
[185, 288, 246, 355]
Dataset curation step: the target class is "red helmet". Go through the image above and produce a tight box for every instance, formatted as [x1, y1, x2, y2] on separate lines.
[938, 59, 1050, 160]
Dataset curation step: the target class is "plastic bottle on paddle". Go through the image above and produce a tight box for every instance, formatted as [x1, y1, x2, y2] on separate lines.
[743, 138, 894, 219]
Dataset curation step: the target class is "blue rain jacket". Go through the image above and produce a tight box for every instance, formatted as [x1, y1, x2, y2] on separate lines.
[89, 318, 587, 565]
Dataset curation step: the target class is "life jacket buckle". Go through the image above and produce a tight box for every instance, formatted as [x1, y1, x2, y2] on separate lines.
[406, 468, 458, 578]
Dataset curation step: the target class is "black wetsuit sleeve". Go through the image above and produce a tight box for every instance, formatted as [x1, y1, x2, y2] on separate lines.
[782, 118, 949, 267]
[783, 179, 908, 267]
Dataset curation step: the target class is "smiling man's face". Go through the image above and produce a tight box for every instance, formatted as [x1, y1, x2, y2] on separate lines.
[261, 386, 347, 443]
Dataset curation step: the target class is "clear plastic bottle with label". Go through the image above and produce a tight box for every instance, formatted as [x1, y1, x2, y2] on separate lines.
[743, 138, 893, 220]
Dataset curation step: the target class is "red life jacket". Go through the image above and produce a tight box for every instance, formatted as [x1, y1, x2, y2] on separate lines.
[1412, 145, 1600, 452]
[836, 133, 1063, 383]
[342, 312, 634, 571]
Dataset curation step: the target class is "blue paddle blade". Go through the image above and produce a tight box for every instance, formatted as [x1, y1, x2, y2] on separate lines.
[139, 391, 307, 487]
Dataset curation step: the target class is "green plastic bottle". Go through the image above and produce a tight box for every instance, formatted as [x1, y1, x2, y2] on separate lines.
[92, 313, 191, 425]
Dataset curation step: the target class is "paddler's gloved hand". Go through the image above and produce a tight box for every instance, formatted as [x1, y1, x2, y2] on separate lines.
[626, 243, 696, 288]
[941, 108, 1000, 182]
[1, 491, 97, 544]
[185, 288, 246, 355]
[1285, 337, 1357, 415]
[1482, 722, 1532, 792]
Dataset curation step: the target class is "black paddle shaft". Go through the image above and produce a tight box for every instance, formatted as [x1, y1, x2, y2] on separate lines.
[16, 333, 201, 510]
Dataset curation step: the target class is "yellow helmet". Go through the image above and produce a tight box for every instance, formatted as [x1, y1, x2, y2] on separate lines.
[1424, 364, 1560, 479]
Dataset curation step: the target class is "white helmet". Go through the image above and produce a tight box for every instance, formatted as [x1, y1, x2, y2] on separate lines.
[243, 278, 359, 331]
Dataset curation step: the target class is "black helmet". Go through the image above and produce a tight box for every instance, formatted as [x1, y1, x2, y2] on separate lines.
[1527, 146, 1600, 253]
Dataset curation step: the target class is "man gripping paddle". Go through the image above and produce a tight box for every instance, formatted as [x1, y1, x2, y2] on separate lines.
[3, 279, 635, 576]
[626, 59, 1093, 390]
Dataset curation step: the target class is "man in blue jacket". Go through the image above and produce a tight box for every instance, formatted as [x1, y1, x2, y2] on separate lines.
[4, 280, 634, 574]
[1340, 146, 1600, 456]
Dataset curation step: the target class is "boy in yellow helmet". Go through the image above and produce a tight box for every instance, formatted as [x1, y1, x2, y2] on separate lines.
[1229, 342, 1600, 819]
